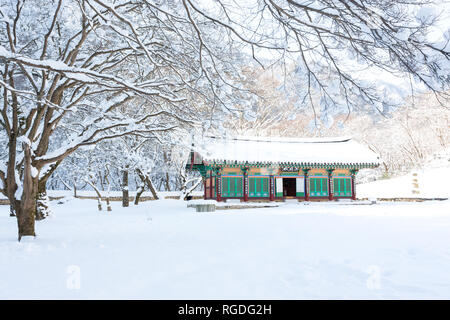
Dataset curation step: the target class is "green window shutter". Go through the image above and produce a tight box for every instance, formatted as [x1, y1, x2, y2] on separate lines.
[222, 177, 225, 194]
[333, 178, 339, 196]
[256, 178, 262, 195]
[333, 178, 351, 197]
[310, 177, 329, 197]
[249, 178, 255, 196]
[236, 177, 243, 196]
[322, 178, 328, 195]
[334, 178, 338, 194]
[312, 178, 317, 196]
[345, 178, 351, 196]
[222, 177, 227, 196]
[263, 178, 269, 194]
[249, 177, 269, 197]
[222, 177, 243, 197]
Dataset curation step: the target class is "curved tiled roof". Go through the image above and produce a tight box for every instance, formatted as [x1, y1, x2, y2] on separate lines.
[195, 136, 380, 167]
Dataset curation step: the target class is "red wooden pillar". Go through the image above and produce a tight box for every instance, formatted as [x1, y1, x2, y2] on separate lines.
[327, 169, 334, 201]
[243, 171, 248, 202]
[269, 175, 274, 201]
[350, 169, 358, 200]
[215, 168, 222, 202]
[209, 170, 213, 199]
[351, 175, 356, 200]
[204, 177, 207, 199]
[302, 169, 310, 201]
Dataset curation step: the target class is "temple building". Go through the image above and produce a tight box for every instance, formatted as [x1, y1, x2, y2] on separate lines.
[188, 136, 380, 201]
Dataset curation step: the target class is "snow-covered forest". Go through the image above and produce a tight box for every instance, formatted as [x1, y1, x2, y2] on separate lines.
[0, 0, 450, 300]
[1, 0, 449, 236]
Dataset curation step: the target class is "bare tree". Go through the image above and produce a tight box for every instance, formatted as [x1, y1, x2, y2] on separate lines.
[0, 0, 237, 240]
[180, 0, 450, 113]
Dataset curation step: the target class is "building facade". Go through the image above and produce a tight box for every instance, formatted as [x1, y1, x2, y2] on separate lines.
[189, 136, 379, 202]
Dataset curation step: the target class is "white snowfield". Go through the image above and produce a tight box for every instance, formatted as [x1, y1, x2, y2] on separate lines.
[1, 198, 450, 299]
[359, 151, 450, 199]
[359, 167, 450, 198]
[196, 136, 380, 165]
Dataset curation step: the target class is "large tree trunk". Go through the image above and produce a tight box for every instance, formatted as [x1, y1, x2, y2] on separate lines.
[35, 161, 61, 220]
[35, 181, 50, 221]
[14, 147, 39, 241]
[16, 197, 37, 241]
[122, 168, 129, 207]
[9, 205, 16, 217]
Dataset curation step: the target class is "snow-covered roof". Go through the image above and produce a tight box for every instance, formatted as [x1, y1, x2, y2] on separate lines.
[195, 136, 380, 166]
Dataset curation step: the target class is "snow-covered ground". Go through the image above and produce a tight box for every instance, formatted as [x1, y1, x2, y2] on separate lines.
[358, 167, 450, 198]
[1, 198, 450, 299]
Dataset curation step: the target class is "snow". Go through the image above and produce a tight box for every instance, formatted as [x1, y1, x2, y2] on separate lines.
[14, 185, 23, 201]
[30, 166, 38, 178]
[65, 72, 95, 83]
[359, 151, 450, 199]
[1, 198, 450, 299]
[0, 46, 181, 100]
[187, 199, 218, 205]
[359, 167, 450, 199]
[197, 136, 380, 165]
